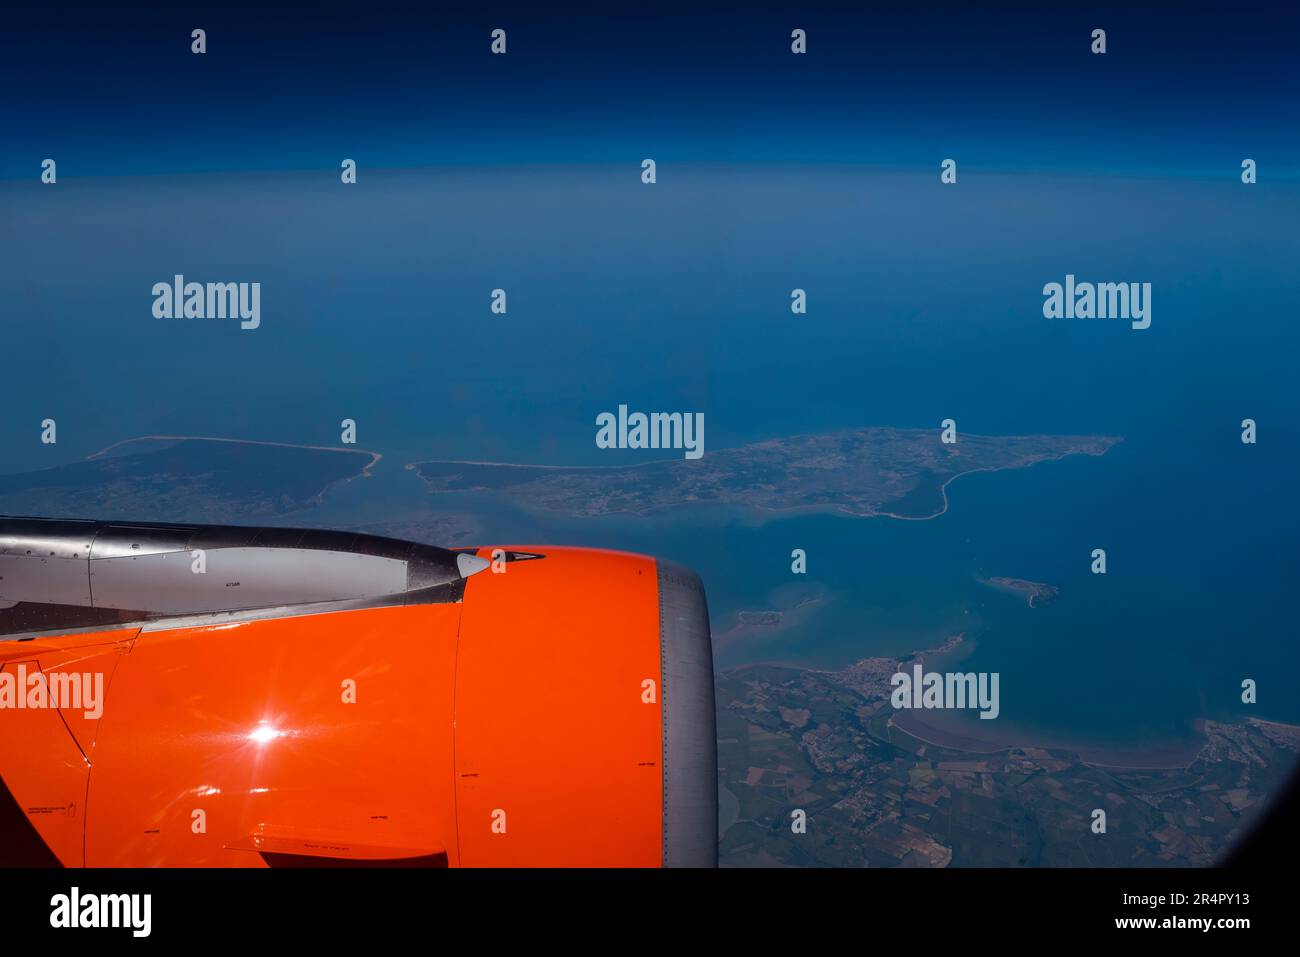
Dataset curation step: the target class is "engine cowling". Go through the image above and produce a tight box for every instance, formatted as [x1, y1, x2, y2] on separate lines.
[0, 518, 717, 867]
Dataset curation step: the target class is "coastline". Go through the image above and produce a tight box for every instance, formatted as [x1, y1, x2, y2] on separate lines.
[0, 435, 392, 523]
[886, 709, 1208, 770]
[88, 435, 384, 476]
[720, 632, 1294, 772]
[879, 443, 1120, 522]
[406, 434, 1122, 523]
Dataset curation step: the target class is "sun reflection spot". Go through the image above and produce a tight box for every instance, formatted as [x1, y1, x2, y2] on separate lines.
[248, 724, 281, 745]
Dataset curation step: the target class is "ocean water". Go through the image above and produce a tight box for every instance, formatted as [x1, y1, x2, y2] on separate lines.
[1, 165, 1297, 756]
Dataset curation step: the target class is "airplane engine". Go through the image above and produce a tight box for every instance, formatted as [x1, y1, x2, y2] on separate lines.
[0, 517, 717, 867]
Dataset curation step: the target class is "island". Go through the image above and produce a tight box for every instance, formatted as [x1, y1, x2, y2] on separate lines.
[0, 436, 379, 523]
[980, 576, 1061, 607]
[711, 592, 830, 651]
[409, 427, 1122, 520]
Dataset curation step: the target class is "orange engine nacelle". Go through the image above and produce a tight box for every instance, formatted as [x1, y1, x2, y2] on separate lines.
[0, 518, 717, 867]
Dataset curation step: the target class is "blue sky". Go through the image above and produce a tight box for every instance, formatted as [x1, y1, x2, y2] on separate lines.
[3, 0, 1298, 179]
